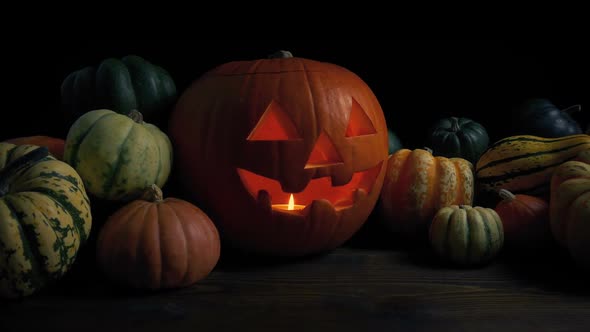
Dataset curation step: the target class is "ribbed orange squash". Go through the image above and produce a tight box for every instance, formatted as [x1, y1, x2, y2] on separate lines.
[550, 160, 590, 270]
[550, 152, 590, 247]
[380, 148, 474, 238]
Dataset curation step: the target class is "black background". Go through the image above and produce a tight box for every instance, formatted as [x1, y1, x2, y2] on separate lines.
[2, 39, 588, 147]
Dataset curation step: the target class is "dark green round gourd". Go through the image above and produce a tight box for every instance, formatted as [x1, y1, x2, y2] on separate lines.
[61, 55, 177, 129]
[513, 98, 582, 138]
[388, 129, 403, 155]
[427, 117, 489, 164]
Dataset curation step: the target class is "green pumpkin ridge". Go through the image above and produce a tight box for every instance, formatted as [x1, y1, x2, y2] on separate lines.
[443, 212, 454, 259]
[38, 171, 80, 187]
[66, 113, 116, 169]
[122, 56, 163, 113]
[96, 58, 138, 114]
[48, 217, 77, 269]
[481, 212, 493, 261]
[28, 187, 90, 244]
[101, 134, 133, 197]
[2, 197, 47, 296]
[21, 192, 76, 274]
[464, 214, 472, 264]
[153, 143, 163, 186]
[19, 194, 78, 273]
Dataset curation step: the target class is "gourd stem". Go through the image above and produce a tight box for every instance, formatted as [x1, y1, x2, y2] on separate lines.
[423, 147, 433, 154]
[0, 147, 49, 196]
[141, 184, 164, 203]
[128, 110, 144, 124]
[498, 189, 516, 201]
[562, 104, 581, 115]
[268, 50, 293, 59]
[450, 117, 461, 132]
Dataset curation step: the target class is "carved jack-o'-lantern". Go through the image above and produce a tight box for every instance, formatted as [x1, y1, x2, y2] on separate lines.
[168, 51, 389, 256]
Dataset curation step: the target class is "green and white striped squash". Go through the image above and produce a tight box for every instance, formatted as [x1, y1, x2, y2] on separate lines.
[429, 205, 504, 266]
[0, 143, 92, 298]
[64, 109, 173, 201]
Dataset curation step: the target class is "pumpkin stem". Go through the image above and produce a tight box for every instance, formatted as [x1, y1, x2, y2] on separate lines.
[0, 147, 49, 197]
[498, 189, 516, 201]
[450, 117, 461, 132]
[140, 184, 164, 203]
[423, 147, 433, 154]
[128, 110, 144, 124]
[562, 104, 582, 115]
[268, 50, 293, 59]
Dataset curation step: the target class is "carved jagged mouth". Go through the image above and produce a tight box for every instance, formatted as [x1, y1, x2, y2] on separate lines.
[237, 161, 383, 212]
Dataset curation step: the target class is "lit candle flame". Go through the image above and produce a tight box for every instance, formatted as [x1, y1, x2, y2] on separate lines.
[288, 194, 295, 210]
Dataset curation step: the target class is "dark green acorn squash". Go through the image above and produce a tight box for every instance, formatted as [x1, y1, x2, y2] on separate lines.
[61, 55, 177, 129]
[427, 116, 489, 164]
[513, 98, 582, 138]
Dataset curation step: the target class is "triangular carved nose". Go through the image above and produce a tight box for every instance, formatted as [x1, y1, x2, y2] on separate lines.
[305, 131, 343, 169]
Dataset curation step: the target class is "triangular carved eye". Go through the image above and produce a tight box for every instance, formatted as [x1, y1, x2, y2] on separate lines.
[305, 131, 343, 169]
[345, 98, 377, 137]
[247, 100, 301, 141]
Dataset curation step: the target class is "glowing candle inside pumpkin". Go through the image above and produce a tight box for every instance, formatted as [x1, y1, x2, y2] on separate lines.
[273, 194, 305, 211]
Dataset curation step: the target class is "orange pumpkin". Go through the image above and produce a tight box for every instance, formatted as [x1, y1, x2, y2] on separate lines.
[380, 148, 474, 238]
[494, 189, 551, 251]
[168, 50, 388, 256]
[96, 185, 221, 290]
[3, 136, 65, 160]
[549, 160, 590, 270]
[550, 151, 590, 247]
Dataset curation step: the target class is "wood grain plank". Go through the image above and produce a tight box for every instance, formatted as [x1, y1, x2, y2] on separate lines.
[2, 244, 590, 332]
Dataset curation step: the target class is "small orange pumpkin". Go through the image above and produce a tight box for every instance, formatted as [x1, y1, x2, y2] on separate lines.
[96, 185, 221, 290]
[379, 148, 474, 238]
[494, 189, 551, 251]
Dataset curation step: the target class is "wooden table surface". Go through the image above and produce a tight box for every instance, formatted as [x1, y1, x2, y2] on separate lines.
[2, 218, 590, 332]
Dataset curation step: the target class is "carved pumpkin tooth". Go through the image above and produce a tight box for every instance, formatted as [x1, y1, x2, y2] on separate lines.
[257, 190, 272, 213]
[303, 199, 336, 218]
[353, 188, 368, 202]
